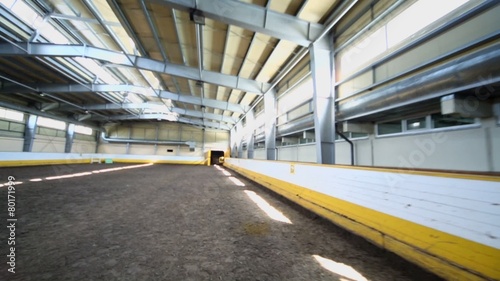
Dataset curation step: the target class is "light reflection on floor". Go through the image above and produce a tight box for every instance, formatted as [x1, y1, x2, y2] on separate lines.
[0, 163, 154, 187]
[244, 190, 292, 224]
[313, 254, 368, 281]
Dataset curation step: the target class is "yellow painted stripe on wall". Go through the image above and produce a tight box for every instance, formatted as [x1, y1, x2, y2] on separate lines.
[383, 236, 485, 281]
[0, 159, 91, 167]
[0, 159, 205, 167]
[110, 159, 205, 165]
[225, 162, 500, 281]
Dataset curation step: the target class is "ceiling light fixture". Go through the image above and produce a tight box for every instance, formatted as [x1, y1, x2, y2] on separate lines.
[189, 9, 205, 25]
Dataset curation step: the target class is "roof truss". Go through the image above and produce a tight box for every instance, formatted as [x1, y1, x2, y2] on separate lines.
[149, 0, 329, 49]
[0, 83, 249, 113]
[0, 42, 270, 94]
[47, 102, 237, 124]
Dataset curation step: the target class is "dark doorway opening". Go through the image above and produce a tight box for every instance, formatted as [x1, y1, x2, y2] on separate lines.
[211, 150, 225, 165]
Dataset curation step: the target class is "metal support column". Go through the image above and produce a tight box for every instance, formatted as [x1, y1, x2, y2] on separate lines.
[23, 114, 37, 152]
[95, 129, 100, 153]
[310, 43, 335, 164]
[230, 127, 237, 158]
[126, 126, 132, 154]
[246, 109, 255, 159]
[236, 121, 244, 158]
[202, 128, 206, 154]
[264, 90, 277, 160]
[154, 124, 159, 155]
[65, 123, 75, 153]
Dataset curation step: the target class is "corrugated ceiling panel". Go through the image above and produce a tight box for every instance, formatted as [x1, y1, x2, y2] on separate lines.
[298, 0, 338, 22]
[0, 57, 66, 83]
[174, 10, 198, 68]
[215, 86, 231, 104]
[240, 92, 259, 106]
[238, 0, 267, 7]
[221, 26, 253, 76]
[203, 19, 227, 72]
[151, 6, 184, 65]
[238, 33, 276, 80]
[204, 83, 218, 101]
[62, 0, 118, 49]
[269, 0, 303, 15]
[255, 40, 298, 82]
[227, 89, 243, 104]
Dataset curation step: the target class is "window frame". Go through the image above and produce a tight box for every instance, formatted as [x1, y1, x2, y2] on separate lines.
[376, 114, 480, 138]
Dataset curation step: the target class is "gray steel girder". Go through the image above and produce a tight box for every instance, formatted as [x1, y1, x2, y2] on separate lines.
[0, 43, 270, 94]
[149, 0, 329, 49]
[51, 102, 237, 124]
[0, 83, 249, 113]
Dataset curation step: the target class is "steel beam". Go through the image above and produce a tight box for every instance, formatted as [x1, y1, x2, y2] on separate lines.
[171, 107, 236, 124]
[23, 114, 37, 152]
[0, 100, 101, 130]
[49, 13, 121, 26]
[0, 43, 270, 94]
[236, 121, 244, 158]
[0, 83, 248, 113]
[264, 90, 276, 160]
[246, 108, 255, 159]
[310, 43, 335, 164]
[149, 0, 328, 49]
[53, 102, 236, 124]
[65, 123, 75, 153]
[100, 113, 230, 130]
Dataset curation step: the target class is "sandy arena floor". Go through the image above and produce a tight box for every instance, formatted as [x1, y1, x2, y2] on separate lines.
[0, 163, 443, 281]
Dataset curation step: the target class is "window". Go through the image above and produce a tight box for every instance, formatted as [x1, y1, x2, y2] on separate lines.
[336, 132, 369, 141]
[386, 0, 469, 48]
[431, 114, 475, 128]
[74, 125, 93, 135]
[338, 0, 471, 79]
[0, 107, 24, 122]
[37, 116, 66, 130]
[377, 113, 478, 136]
[1, 0, 16, 9]
[277, 77, 313, 116]
[377, 120, 403, 135]
[406, 117, 426, 131]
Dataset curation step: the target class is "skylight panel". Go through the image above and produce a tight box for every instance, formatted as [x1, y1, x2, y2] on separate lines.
[74, 125, 93, 135]
[37, 116, 66, 130]
[74, 57, 119, 84]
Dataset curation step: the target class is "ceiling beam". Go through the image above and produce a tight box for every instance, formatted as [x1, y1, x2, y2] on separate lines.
[49, 13, 121, 27]
[0, 100, 101, 130]
[149, 0, 329, 49]
[50, 102, 237, 124]
[97, 113, 230, 130]
[0, 83, 249, 113]
[0, 42, 270, 94]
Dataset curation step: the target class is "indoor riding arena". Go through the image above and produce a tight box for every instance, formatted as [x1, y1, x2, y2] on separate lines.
[0, 0, 499, 280]
[1, 163, 443, 281]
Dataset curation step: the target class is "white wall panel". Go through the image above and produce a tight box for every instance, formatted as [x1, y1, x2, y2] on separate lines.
[226, 158, 500, 250]
[373, 128, 488, 171]
[71, 140, 96, 153]
[491, 125, 500, 171]
[254, 148, 266, 160]
[98, 143, 127, 154]
[278, 146, 297, 161]
[0, 137, 23, 152]
[33, 135, 65, 153]
[297, 144, 316, 163]
[335, 140, 372, 165]
[277, 144, 316, 163]
[129, 144, 155, 155]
